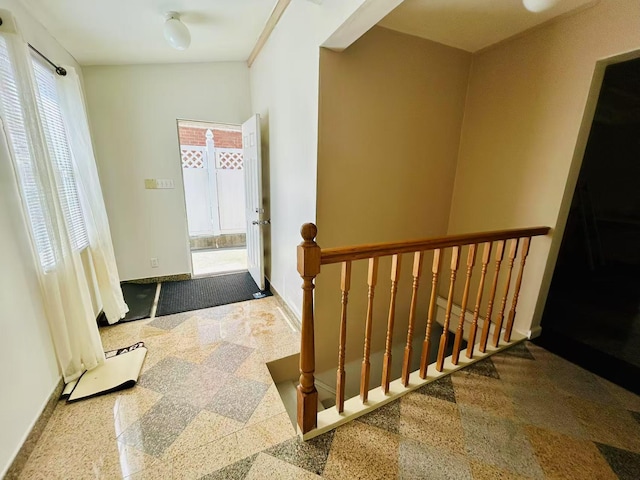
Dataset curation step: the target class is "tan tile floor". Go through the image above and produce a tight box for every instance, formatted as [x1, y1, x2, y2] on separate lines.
[17, 297, 640, 479]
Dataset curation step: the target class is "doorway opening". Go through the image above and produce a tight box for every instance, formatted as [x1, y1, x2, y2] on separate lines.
[539, 57, 640, 393]
[177, 120, 248, 277]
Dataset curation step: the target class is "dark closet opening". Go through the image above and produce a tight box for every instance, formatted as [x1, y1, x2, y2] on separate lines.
[536, 57, 640, 394]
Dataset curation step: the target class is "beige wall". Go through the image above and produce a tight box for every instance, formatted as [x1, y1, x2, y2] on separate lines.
[448, 0, 640, 336]
[248, 0, 383, 319]
[315, 26, 471, 376]
[83, 63, 251, 281]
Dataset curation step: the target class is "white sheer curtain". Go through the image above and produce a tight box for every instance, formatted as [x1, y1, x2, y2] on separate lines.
[57, 68, 128, 324]
[0, 16, 124, 382]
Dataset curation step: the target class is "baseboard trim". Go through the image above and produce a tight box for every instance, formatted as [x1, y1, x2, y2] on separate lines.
[125, 273, 191, 284]
[4, 378, 64, 479]
[435, 295, 529, 340]
[435, 295, 492, 338]
[528, 326, 543, 339]
[315, 378, 337, 397]
[269, 283, 301, 332]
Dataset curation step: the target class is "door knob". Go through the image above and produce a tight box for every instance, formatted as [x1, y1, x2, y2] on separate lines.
[252, 219, 271, 225]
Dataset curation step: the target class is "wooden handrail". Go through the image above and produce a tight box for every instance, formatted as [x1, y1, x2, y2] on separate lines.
[320, 226, 550, 264]
[296, 222, 550, 436]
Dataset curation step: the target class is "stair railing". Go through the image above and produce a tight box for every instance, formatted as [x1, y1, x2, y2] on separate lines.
[296, 223, 550, 435]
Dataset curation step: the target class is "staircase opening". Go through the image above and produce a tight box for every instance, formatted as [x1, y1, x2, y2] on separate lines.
[289, 223, 549, 438]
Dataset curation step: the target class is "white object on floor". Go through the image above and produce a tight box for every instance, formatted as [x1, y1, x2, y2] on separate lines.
[66, 343, 147, 402]
[192, 248, 248, 276]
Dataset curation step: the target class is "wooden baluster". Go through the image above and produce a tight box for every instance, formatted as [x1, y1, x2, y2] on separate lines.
[336, 260, 351, 413]
[419, 249, 442, 379]
[479, 240, 505, 352]
[466, 242, 492, 359]
[360, 257, 379, 403]
[504, 237, 531, 342]
[297, 223, 321, 434]
[436, 246, 460, 372]
[492, 239, 519, 347]
[401, 252, 423, 386]
[381, 255, 402, 394]
[452, 244, 476, 364]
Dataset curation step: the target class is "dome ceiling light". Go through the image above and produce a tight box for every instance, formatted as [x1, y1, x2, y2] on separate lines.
[164, 12, 191, 51]
[522, 0, 559, 13]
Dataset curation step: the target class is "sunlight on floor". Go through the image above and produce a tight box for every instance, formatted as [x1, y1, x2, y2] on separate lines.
[192, 248, 248, 276]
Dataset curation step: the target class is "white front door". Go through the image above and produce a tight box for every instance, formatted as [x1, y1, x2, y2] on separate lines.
[242, 114, 266, 290]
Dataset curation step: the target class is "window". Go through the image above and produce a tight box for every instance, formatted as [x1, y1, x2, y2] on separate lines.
[0, 36, 55, 268]
[0, 36, 88, 271]
[31, 55, 89, 253]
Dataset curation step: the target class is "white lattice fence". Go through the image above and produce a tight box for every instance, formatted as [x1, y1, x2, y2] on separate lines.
[181, 145, 207, 169]
[180, 141, 245, 237]
[215, 147, 245, 232]
[216, 148, 243, 170]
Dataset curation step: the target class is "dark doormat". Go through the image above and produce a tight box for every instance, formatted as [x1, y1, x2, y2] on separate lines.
[120, 283, 157, 322]
[155, 271, 272, 317]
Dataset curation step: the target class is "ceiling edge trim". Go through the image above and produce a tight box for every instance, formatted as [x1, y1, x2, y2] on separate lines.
[247, 0, 291, 67]
[322, 0, 404, 52]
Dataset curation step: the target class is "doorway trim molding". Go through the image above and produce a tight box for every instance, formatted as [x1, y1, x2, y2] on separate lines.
[532, 48, 640, 333]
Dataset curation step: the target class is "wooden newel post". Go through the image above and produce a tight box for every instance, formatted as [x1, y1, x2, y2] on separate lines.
[297, 223, 321, 434]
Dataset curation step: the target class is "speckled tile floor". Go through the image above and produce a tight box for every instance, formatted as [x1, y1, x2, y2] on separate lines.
[17, 298, 640, 479]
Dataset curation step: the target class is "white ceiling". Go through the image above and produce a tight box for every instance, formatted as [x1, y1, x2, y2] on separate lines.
[21, 0, 279, 65]
[378, 0, 597, 53]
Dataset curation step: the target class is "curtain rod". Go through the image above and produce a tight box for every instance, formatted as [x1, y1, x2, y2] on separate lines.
[28, 43, 67, 76]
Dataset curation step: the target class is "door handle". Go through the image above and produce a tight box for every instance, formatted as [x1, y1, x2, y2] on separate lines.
[252, 219, 271, 226]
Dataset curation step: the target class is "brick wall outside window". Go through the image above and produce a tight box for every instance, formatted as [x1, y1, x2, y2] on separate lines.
[178, 126, 242, 148]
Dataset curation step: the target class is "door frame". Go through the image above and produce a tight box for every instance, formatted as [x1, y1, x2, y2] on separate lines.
[175, 118, 249, 277]
[175, 119, 195, 277]
[533, 49, 640, 334]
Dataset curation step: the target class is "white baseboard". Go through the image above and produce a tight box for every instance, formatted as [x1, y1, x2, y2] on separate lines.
[435, 295, 494, 339]
[315, 378, 337, 397]
[435, 295, 533, 341]
[269, 283, 301, 332]
[527, 325, 542, 339]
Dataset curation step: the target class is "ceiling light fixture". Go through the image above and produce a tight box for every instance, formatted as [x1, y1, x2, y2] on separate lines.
[164, 12, 191, 50]
[522, 0, 559, 13]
